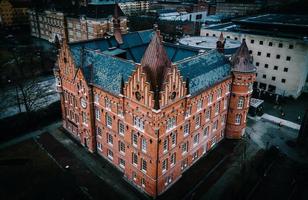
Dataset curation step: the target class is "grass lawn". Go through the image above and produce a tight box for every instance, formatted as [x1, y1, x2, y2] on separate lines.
[0, 139, 87, 200]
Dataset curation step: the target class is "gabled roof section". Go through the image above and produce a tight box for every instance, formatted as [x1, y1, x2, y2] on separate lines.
[71, 47, 135, 95]
[176, 50, 231, 95]
[231, 40, 256, 73]
[141, 30, 172, 91]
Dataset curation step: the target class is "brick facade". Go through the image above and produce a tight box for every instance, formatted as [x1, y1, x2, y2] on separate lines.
[55, 30, 255, 197]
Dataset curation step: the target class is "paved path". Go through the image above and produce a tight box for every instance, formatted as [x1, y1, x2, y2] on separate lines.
[261, 113, 301, 130]
[0, 121, 61, 150]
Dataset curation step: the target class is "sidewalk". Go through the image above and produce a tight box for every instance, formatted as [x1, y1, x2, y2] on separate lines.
[261, 113, 301, 130]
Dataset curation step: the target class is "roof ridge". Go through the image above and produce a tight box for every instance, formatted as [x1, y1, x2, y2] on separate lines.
[174, 49, 218, 64]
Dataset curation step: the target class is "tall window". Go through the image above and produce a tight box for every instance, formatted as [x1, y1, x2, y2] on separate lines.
[162, 159, 168, 172]
[183, 123, 190, 136]
[217, 88, 222, 99]
[132, 133, 138, 147]
[204, 126, 209, 137]
[171, 132, 177, 147]
[171, 152, 176, 166]
[237, 97, 244, 109]
[182, 142, 188, 154]
[215, 103, 220, 115]
[213, 120, 218, 131]
[95, 107, 101, 121]
[107, 149, 113, 160]
[224, 98, 228, 109]
[96, 126, 102, 137]
[107, 133, 113, 145]
[235, 114, 242, 125]
[197, 99, 203, 111]
[226, 84, 231, 94]
[167, 117, 176, 131]
[185, 105, 192, 118]
[208, 94, 213, 105]
[118, 121, 125, 135]
[119, 141, 125, 154]
[106, 113, 112, 128]
[221, 114, 226, 125]
[141, 159, 147, 172]
[82, 112, 87, 125]
[97, 142, 102, 151]
[193, 133, 199, 146]
[195, 114, 201, 129]
[163, 138, 168, 152]
[205, 109, 211, 121]
[132, 153, 138, 165]
[105, 98, 111, 110]
[119, 158, 125, 169]
[94, 94, 100, 104]
[141, 138, 147, 153]
[134, 116, 144, 131]
[141, 178, 146, 188]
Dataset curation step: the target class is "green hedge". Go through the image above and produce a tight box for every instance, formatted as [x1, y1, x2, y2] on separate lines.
[0, 101, 61, 142]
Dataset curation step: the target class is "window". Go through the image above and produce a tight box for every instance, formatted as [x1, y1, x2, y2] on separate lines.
[82, 112, 87, 125]
[132, 133, 138, 147]
[278, 43, 283, 48]
[171, 132, 177, 147]
[193, 133, 199, 146]
[195, 114, 201, 129]
[95, 107, 101, 121]
[289, 44, 294, 49]
[226, 84, 231, 94]
[286, 56, 291, 61]
[277, 54, 281, 59]
[221, 114, 226, 125]
[141, 178, 145, 188]
[134, 116, 144, 131]
[97, 142, 102, 151]
[284, 68, 288, 72]
[167, 117, 176, 131]
[163, 138, 168, 152]
[132, 153, 138, 165]
[206, 109, 211, 121]
[141, 159, 147, 172]
[197, 99, 203, 111]
[266, 53, 270, 58]
[118, 121, 125, 135]
[213, 120, 218, 131]
[237, 97, 244, 109]
[162, 159, 168, 172]
[119, 158, 125, 168]
[119, 141, 125, 153]
[96, 126, 102, 137]
[234, 37, 238, 40]
[235, 114, 241, 125]
[249, 50, 252, 54]
[105, 98, 111, 110]
[269, 42, 273, 46]
[250, 39, 254, 44]
[272, 76, 276, 81]
[182, 142, 188, 154]
[217, 88, 222, 99]
[215, 103, 220, 115]
[141, 138, 147, 153]
[281, 79, 286, 83]
[132, 171, 137, 181]
[263, 74, 266, 79]
[274, 66, 278, 70]
[94, 94, 99, 104]
[106, 113, 112, 128]
[171, 153, 176, 166]
[208, 94, 213, 105]
[204, 126, 209, 137]
[183, 123, 190, 136]
[257, 52, 261, 56]
[259, 41, 263, 45]
[107, 149, 113, 160]
[264, 64, 268, 68]
[107, 133, 113, 145]
[192, 151, 198, 161]
[196, 14, 202, 20]
[181, 159, 188, 170]
[185, 105, 192, 118]
[224, 98, 228, 109]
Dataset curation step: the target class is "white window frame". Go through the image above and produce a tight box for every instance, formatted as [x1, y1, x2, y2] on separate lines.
[197, 99, 203, 111]
[166, 117, 176, 132]
[183, 123, 190, 137]
[141, 138, 147, 153]
[235, 114, 242, 125]
[237, 97, 244, 109]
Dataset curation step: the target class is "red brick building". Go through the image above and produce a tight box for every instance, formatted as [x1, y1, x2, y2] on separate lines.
[55, 27, 256, 197]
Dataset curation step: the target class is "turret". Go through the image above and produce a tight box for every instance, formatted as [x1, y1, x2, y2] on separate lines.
[216, 32, 225, 53]
[225, 40, 256, 139]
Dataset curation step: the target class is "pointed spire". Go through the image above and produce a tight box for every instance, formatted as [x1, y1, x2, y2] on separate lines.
[218, 32, 224, 43]
[185, 77, 190, 95]
[231, 40, 256, 73]
[216, 32, 225, 53]
[113, 4, 123, 45]
[120, 75, 124, 95]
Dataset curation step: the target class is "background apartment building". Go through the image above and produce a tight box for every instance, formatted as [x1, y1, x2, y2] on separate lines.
[201, 14, 308, 99]
[0, 0, 29, 26]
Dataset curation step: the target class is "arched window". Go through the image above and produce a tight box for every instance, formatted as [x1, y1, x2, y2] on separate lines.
[235, 114, 242, 125]
[237, 97, 244, 109]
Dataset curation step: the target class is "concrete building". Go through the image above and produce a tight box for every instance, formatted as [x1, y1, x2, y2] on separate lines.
[201, 14, 308, 98]
[159, 10, 208, 22]
[0, 0, 29, 26]
[119, 1, 149, 16]
[215, 1, 264, 17]
[29, 5, 128, 43]
[55, 25, 255, 197]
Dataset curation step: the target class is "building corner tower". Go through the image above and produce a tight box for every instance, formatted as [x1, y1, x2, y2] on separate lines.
[226, 40, 256, 139]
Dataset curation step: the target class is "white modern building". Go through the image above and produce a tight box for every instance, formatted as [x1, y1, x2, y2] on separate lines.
[159, 11, 208, 22]
[200, 14, 308, 99]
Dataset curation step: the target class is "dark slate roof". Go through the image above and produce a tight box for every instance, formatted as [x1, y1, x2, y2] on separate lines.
[79, 4, 124, 19]
[176, 50, 231, 95]
[69, 30, 230, 96]
[71, 47, 135, 95]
